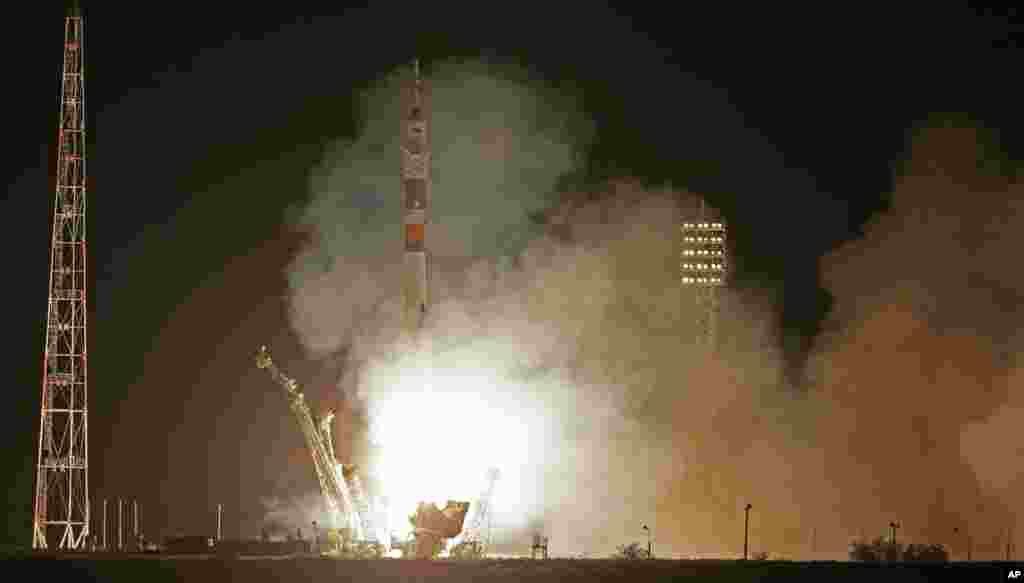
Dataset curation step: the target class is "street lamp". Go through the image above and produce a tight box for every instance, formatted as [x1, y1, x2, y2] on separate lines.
[954, 527, 972, 561]
[642, 525, 651, 559]
[743, 504, 753, 560]
[889, 521, 901, 546]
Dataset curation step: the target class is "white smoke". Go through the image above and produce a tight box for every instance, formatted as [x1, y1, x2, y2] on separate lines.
[283, 62, 1024, 560]
[259, 492, 329, 541]
[280, 58, 795, 557]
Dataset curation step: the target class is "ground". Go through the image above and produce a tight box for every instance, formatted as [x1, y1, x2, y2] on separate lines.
[3, 555, 1019, 582]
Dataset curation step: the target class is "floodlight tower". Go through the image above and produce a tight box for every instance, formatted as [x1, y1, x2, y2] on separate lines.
[680, 198, 727, 347]
[33, 1, 90, 551]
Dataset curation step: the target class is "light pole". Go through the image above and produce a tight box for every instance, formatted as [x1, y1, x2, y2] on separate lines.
[743, 504, 752, 560]
[889, 521, 900, 546]
[954, 528, 972, 561]
[133, 500, 139, 551]
[1008, 526, 1015, 561]
[642, 524, 651, 559]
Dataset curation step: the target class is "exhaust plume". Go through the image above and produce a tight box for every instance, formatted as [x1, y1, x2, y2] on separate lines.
[285, 59, 1022, 559]
[803, 119, 1023, 557]
[260, 492, 328, 541]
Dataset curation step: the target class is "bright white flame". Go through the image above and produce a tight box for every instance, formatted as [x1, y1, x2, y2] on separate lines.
[363, 355, 546, 539]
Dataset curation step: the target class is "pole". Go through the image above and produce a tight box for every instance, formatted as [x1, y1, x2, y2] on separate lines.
[889, 521, 900, 546]
[90, 497, 96, 550]
[217, 504, 223, 542]
[133, 500, 139, 551]
[102, 499, 107, 550]
[117, 499, 123, 552]
[743, 504, 752, 560]
[1006, 527, 1013, 561]
[1011, 526, 1016, 561]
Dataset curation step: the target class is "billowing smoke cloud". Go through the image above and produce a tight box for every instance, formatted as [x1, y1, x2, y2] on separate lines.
[803, 120, 1024, 558]
[284, 58, 1022, 560]
[260, 492, 329, 541]
[287, 59, 589, 356]
[290, 176, 789, 557]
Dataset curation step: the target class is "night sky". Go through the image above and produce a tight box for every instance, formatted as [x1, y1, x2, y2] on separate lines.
[3, 2, 1020, 546]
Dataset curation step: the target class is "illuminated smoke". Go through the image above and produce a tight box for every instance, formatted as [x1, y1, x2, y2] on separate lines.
[286, 57, 602, 546]
[286, 58, 1023, 559]
[259, 492, 330, 541]
[803, 119, 1024, 558]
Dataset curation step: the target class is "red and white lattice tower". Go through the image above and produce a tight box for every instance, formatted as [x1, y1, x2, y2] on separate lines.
[33, 2, 90, 551]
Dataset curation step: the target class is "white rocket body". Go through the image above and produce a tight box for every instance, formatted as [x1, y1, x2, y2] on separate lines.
[402, 61, 430, 334]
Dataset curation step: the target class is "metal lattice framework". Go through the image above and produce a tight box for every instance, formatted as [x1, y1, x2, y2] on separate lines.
[450, 467, 500, 558]
[256, 346, 386, 556]
[255, 347, 358, 537]
[33, 4, 89, 551]
[680, 201, 727, 347]
[341, 463, 385, 547]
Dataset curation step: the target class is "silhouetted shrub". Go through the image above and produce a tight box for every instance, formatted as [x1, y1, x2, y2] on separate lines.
[849, 537, 948, 562]
[611, 542, 650, 560]
[902, 543, 948, 562]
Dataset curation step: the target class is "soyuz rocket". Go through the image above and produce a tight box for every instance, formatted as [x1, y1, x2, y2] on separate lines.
[401, 60, 430, 335]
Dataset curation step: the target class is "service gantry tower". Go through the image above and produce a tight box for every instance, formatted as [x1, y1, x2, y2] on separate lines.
[680, 198, 727, 347]
[33, 2, 90, 551]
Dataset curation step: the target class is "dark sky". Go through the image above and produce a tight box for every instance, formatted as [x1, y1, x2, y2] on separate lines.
[2, 2, 1019, 544]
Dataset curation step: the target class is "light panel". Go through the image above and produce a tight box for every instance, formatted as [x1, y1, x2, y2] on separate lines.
[680, 219, 727, 286]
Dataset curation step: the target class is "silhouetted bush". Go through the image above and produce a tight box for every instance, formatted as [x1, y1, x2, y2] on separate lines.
[902, 543, 948, 562]
[611, 542, 650, 559]
[848, 537, 948, 562]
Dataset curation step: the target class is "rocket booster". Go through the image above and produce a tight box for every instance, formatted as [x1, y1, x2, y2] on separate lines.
[401, 59, 430, 334]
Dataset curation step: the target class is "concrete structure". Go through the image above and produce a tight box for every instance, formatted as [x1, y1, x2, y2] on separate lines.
[412, 501, 469, 559]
